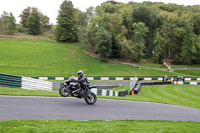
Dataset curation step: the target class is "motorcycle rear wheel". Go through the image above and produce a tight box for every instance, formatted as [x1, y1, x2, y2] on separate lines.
[84, 92, 97, 105]
[59, 86, 70, 97]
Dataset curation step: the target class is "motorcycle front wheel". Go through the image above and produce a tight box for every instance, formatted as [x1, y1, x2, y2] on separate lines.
[59, 86, 70, 97]
[84, 92, 97, 105]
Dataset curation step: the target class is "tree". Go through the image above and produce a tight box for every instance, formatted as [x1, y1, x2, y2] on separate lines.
[132, 6, 163, 55]
[85, 20, 98, 50]
[27, 12, 41, 35]
[85, 6, 96, 20]
[0, 11, 16, 35]
[131, 22, 149, 62]
[119, 4, 133, 40]
[39, 14, 50, 31]
[7, 13, 16, 35]
[193, 13, 200, 35]
[75, 9, 87, 28]
[55, 0, 78, 42]
[96, 28, 112, 61]
[158, 11, 178, 60]
[109, 13, 127, 40]
[110, 34, 121, 58]
[153, 31, 165, 63]
[159, 3, 184, 12]
[20, 7, 31, 28]
[81, 1, 200, 64]
[20, 7, 50, 32]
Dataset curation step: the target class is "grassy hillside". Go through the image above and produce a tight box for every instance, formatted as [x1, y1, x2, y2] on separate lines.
[0, 39, 177, 77]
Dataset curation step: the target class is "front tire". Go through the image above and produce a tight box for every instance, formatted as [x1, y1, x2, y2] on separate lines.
[59, 86, 70, 97]
[84, 92, 97, 105]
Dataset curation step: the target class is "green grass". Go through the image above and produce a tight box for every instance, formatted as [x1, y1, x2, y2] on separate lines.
[0, 39, 177, 77]
[109, 85, 200, 109]
[174, 70, 200, 77]
[0, 120, 200, 133]
[0, 87, 60, 97]
[171, 64, 200, 69]
[138, 63, 167, 69]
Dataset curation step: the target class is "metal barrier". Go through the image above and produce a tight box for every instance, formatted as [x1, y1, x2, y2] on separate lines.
[91, 88, 120, 97]
[173, 81, 200, 85]
[32, 76, 200, 81]
[0, 73, 22, 88]
[130, 81, 172, 94]
[21, 77, 52, 91]
[0, 73, 52, 91]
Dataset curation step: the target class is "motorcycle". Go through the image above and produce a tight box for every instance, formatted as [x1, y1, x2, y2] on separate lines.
[59, 76, 97, 105]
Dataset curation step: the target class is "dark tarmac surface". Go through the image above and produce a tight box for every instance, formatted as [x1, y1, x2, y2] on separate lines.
[0, 96, 200, 121]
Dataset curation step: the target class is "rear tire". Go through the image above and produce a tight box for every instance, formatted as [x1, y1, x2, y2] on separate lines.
[84, 92, 97, 105]
[59, 86, 70, 97]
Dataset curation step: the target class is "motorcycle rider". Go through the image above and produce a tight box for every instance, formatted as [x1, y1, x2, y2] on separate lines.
[63, 70, 90, 95]
[76, 70, 90, 95]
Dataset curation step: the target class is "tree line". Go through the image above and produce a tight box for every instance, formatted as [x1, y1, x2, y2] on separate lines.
[77, 1, 200, 64]
[0, 7, 50, 35]
[0, 11, 16, 35]
[1, 0, 200, 65]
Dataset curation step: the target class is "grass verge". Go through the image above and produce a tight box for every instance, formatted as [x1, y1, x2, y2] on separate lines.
[0, 87, 59, 97]
[174, 70, 200, 77]
[0, 120, 200, 133]
[138, 63, 167, 69]
[171, 64, 200, 69]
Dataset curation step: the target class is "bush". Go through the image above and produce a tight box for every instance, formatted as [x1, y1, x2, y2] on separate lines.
[96, 28, 112, 62]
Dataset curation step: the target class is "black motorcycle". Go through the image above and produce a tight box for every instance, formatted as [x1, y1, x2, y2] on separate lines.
[59, 77, 97, 105]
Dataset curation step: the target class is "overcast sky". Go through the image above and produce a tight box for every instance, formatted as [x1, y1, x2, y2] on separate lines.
[0, 0, 200, 24]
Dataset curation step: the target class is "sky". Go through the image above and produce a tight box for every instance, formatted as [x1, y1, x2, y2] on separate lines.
[0, 0, 200, 24]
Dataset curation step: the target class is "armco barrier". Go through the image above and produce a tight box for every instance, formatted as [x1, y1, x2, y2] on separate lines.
[0, 73, 22, 88]
[0, 73, 52, 91]
[133, 82, 142, 94]
[91, 88, 120, 96]
[33, 76, 200, 81]
[119, 90, 128, 97]
[22, 77, 52, 91]
[92, 89, 127, 97]
[141, 82, 172, 86]
[173, 81, 200, 85]
[131, 81, 172, 94]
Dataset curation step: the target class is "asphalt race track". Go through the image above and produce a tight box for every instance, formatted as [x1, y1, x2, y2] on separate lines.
[0, 96, 200, 121]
